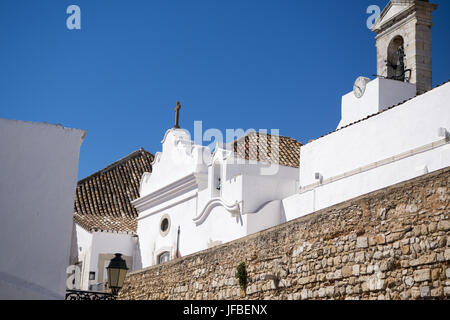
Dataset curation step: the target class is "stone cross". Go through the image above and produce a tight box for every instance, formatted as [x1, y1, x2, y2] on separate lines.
[174, 101, 181, 129]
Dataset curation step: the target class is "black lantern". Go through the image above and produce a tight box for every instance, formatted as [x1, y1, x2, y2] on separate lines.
[106, 253, 128, 296]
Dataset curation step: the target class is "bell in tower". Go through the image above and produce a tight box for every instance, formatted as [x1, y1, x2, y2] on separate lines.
[386, 38, 410, 82]
[371, 0, 438, 95]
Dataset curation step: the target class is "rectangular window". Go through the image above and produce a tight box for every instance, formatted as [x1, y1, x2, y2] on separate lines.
[89, 272, 95, 280]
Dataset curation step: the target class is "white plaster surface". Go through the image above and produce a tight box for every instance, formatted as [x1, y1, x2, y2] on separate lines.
[135, 129, 299, 268]
[0, 118, 85, 299]
[338, 78, 416, 129]
[73, 225, 139, 290]
[284, 82, 450, 221]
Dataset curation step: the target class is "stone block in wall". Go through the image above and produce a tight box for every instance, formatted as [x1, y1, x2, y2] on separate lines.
[405, 276, 414, 288]
[357, 237, 368, 248]
[410, 253, 437, 267]
[439, 220, 450, 231]
[444, 287, 450, 297]
[414, 269, 431, 282]
[431, 287, 443, 298]
[420, 286, 430, 298]
[367, 272, 385, 292]
[342, 266, 353, 278]
[431, 268, 441, 281]
[445, 249, 450, 261]
[355, 252, 365, 263]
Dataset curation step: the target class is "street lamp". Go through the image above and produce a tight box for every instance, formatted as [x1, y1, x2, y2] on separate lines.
[106, 253, 128, 296]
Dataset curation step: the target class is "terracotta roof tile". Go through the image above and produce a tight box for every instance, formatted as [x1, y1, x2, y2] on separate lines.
[232, 132, 302, 168]
[73, 148, 154, 233]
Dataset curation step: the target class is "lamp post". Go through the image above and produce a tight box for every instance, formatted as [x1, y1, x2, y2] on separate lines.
[106, 253, 128, 296]
[65, 253, 128, 300]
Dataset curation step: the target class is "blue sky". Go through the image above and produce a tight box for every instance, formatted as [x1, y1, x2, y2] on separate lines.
[1, 0, 449, 179]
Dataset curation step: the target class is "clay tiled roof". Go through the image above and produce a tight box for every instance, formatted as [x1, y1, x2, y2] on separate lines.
[232, 132, 302, 168]
[74, 148, 154, 233]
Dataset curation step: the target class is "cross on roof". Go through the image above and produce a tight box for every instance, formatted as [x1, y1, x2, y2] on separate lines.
[174, 101, 181, 129]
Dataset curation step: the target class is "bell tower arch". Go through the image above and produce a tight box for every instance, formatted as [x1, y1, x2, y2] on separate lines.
[371, 0, 438, 95]
[386, 35, 409, 81]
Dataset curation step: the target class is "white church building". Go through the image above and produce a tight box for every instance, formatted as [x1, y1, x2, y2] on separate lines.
[134, 129, 302, 267]
[133, 0, 449, 269]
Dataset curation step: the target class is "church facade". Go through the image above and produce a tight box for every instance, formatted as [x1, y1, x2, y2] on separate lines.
[134, 129, 301, 267]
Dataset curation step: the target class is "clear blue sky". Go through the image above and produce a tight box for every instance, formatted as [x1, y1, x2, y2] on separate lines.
[1, 0, 449, 179]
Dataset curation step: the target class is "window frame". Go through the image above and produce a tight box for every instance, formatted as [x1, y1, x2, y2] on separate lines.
[159, 214, 171, 237]
[157, 251, 171, 265]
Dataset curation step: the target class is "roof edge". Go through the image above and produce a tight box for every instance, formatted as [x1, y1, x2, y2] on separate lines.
[78, 148, 154, 184]
[307, 79, 450, 145]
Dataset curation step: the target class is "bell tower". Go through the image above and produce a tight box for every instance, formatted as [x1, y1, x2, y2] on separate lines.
[371, 0, 438, 95]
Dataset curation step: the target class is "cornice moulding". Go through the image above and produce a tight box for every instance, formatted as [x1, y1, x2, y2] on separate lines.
[132, 173, 206, 213]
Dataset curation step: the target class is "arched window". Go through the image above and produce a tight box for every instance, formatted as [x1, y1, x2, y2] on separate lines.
[386, 36, 409, 81]
[157, 251, 170, 265]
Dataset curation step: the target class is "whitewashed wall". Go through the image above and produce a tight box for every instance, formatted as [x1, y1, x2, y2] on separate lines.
[284, 82, 450, 221]
[73, 225, 138, 291]
[0, 119, 85, 299]
[74, 224, 93, 290]
[136, 129, 299, 268]
[137, 194, 247, 267]
[242, 173, 297, 214]
[338, 78, 416, 129]
[89, 232, 137, 287]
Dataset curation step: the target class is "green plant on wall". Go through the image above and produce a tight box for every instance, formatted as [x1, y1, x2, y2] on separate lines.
[235, 262, 248, 290]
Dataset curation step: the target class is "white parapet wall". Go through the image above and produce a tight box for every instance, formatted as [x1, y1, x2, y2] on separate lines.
[73, 225, 139, 291]
[0, 119, 85, 299]
[338, 78, 416, 129]
[88, 231, 137, 291]
[284, 81, 450, 221]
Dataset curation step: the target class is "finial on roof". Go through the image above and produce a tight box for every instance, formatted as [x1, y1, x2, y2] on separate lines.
[174, 101, 181, 129]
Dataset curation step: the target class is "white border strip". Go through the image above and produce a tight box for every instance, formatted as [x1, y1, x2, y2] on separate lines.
[300, 138, 448, 194]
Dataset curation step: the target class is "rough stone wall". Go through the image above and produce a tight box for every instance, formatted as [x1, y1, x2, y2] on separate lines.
[119, 167, 450, 300]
